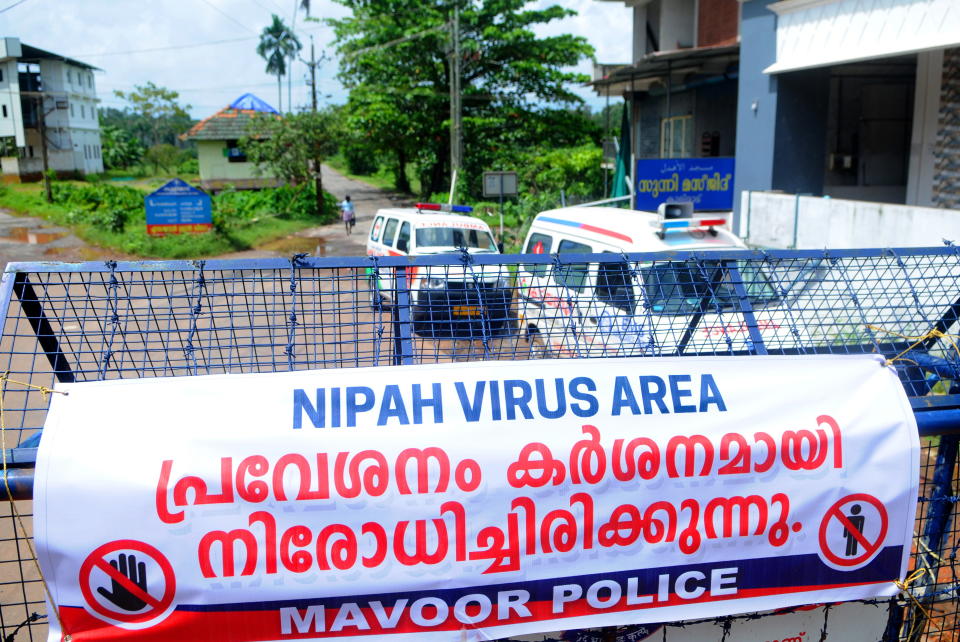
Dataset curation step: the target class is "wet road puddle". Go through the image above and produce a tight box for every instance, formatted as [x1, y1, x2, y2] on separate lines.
[260, 235, 329, 256]
[0, 226, 67, 244]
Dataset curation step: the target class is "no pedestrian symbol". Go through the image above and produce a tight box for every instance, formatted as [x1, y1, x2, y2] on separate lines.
[818, 493, 889, 568]
[79, 539, 176, 626]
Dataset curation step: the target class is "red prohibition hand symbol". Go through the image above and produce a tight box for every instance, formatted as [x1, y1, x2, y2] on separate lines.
[96, 553, 154, 611]
[818, 493, 888, 568]
[80, 540, 176, 626]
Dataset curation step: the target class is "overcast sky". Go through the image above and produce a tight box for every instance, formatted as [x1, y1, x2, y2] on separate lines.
[1, 0, 632, 119]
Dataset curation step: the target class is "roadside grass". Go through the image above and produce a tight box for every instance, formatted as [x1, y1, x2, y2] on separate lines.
[0, 182, 336, 260]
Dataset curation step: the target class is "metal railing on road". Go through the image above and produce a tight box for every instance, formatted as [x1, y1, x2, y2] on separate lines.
[2, 247, 960, 640]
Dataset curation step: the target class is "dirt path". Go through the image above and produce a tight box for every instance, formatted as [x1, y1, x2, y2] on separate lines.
[217, 165, 413, 260]
[0, 210, 121, 266]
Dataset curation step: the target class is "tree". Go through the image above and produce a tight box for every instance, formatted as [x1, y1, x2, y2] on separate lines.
[257, 14, 301, 112]
[143, 143, 184, 174]
[328, 0, 595, 198]
[112, 82, 192, 147]
[99, 125, 144, 169]
[240, 109, 340, 216]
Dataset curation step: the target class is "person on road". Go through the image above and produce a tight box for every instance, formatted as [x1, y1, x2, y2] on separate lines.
[340, 195, 355, 235]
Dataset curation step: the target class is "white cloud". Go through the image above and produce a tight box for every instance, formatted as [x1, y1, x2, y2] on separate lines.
[4, 0, 629, 118]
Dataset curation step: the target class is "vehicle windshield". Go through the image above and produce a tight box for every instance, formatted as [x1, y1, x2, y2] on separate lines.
[641, 261, 779, 315]
[415, 227, 498, 252]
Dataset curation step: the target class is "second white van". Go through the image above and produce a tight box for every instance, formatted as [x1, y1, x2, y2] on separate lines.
[516, 205, 798, 357]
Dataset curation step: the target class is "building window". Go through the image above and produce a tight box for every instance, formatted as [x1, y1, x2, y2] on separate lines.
[0, 69, 4, 82]
[88, 74, 93, 88]
[225, 139, 247, 163]
[70, 103, 74, 117]
[660, 115, 693, 158]
[1, 105, 6, 118]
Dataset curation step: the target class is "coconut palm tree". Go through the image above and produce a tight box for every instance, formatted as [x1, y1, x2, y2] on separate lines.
[257, 14, 301, 112]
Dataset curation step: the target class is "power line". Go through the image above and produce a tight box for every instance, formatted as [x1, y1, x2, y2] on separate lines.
[197, 0, 258, 34]
[0, 0, 31, 14]
[70, 27, 324, 58]
[72, 36, 255, 58]
[99, 80, 308, 93]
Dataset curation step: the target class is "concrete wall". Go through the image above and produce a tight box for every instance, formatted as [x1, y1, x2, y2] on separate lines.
[732, 0, 778, 225]
[0, 59, 23, 145]
[742, 190, 960, 248]
[934, 47, 960, 208]
[197, 140, 261, 182]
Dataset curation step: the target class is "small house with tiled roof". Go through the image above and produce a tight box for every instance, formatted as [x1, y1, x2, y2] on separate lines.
[181, 93, 280, 191]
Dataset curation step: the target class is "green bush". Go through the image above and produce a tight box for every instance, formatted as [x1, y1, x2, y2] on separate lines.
[33, 181, 339, 258]
[178, 157, 199, 174]
[52, 182, 143, 233]
[341, 136, 380, 176]
[212, 184, 338, 225]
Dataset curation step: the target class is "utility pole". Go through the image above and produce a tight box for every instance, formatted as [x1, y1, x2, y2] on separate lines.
[299, 35, 326, 113]
[448, 3, 462, 180]
[35, 95, 51, 203]
[299, 35, 328, 218]
[309, 38, 317, 112]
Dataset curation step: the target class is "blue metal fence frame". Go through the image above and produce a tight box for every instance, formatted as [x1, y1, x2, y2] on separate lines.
[3, 247, 960, 640]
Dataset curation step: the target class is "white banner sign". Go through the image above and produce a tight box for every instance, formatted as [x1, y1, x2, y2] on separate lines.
[35, 355, 919, 641]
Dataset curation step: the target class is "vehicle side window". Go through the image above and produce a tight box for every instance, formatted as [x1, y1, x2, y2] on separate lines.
[642, 262, 710, 314]
[523, 233, 552, 276]
[370, 216, 384, 242]
[382, 218, 399, 248]
[397, 222, 411, 253]
[553, 239, 591, 292]
[596, 258, 636, 314]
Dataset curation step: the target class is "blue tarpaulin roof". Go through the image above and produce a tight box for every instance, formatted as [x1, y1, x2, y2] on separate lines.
[228, 93, 278, 114]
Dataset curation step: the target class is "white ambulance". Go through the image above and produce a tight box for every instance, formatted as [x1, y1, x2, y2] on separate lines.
[366, 203, 514, 337]
[516, 204, 803, 357]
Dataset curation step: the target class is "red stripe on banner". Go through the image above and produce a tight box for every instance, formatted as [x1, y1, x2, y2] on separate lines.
[57, 580, 890, 640]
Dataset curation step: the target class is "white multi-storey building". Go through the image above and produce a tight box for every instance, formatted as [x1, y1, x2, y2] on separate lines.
[0, 37, 103, 181]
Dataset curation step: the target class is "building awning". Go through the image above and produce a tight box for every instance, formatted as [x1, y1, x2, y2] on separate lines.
[589, 44, 739, 98]
[764, 0, 960, 74]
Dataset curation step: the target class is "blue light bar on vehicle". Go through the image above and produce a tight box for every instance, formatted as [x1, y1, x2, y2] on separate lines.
[661, 216, 728, 230]
[416, 203, 474, 213]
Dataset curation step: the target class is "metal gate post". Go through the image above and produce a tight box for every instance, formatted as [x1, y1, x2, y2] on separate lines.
[391, 266, 415, 366]
[11, 272, 75, 383]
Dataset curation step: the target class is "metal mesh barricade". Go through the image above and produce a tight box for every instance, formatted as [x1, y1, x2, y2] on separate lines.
[2, 247, 960, 640]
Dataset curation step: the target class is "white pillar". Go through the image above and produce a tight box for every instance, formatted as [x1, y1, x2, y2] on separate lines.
[905, 49, 943, 207]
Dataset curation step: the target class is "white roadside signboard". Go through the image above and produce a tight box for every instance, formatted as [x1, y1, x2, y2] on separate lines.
[35, 355, 919, 641]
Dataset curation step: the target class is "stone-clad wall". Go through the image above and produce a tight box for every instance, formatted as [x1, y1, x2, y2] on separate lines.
[934, 47, 960, 208]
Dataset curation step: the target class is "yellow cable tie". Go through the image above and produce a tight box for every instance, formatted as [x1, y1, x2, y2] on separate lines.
[894, 568, 932, 619]
[866, 324, 960, 367]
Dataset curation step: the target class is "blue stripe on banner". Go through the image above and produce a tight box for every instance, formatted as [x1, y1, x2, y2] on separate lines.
[176, 547, 902, 613]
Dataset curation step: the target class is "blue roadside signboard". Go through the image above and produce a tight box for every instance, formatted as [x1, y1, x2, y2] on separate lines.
[144, 178, 213, 236]
[635, 157, 735, 211]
